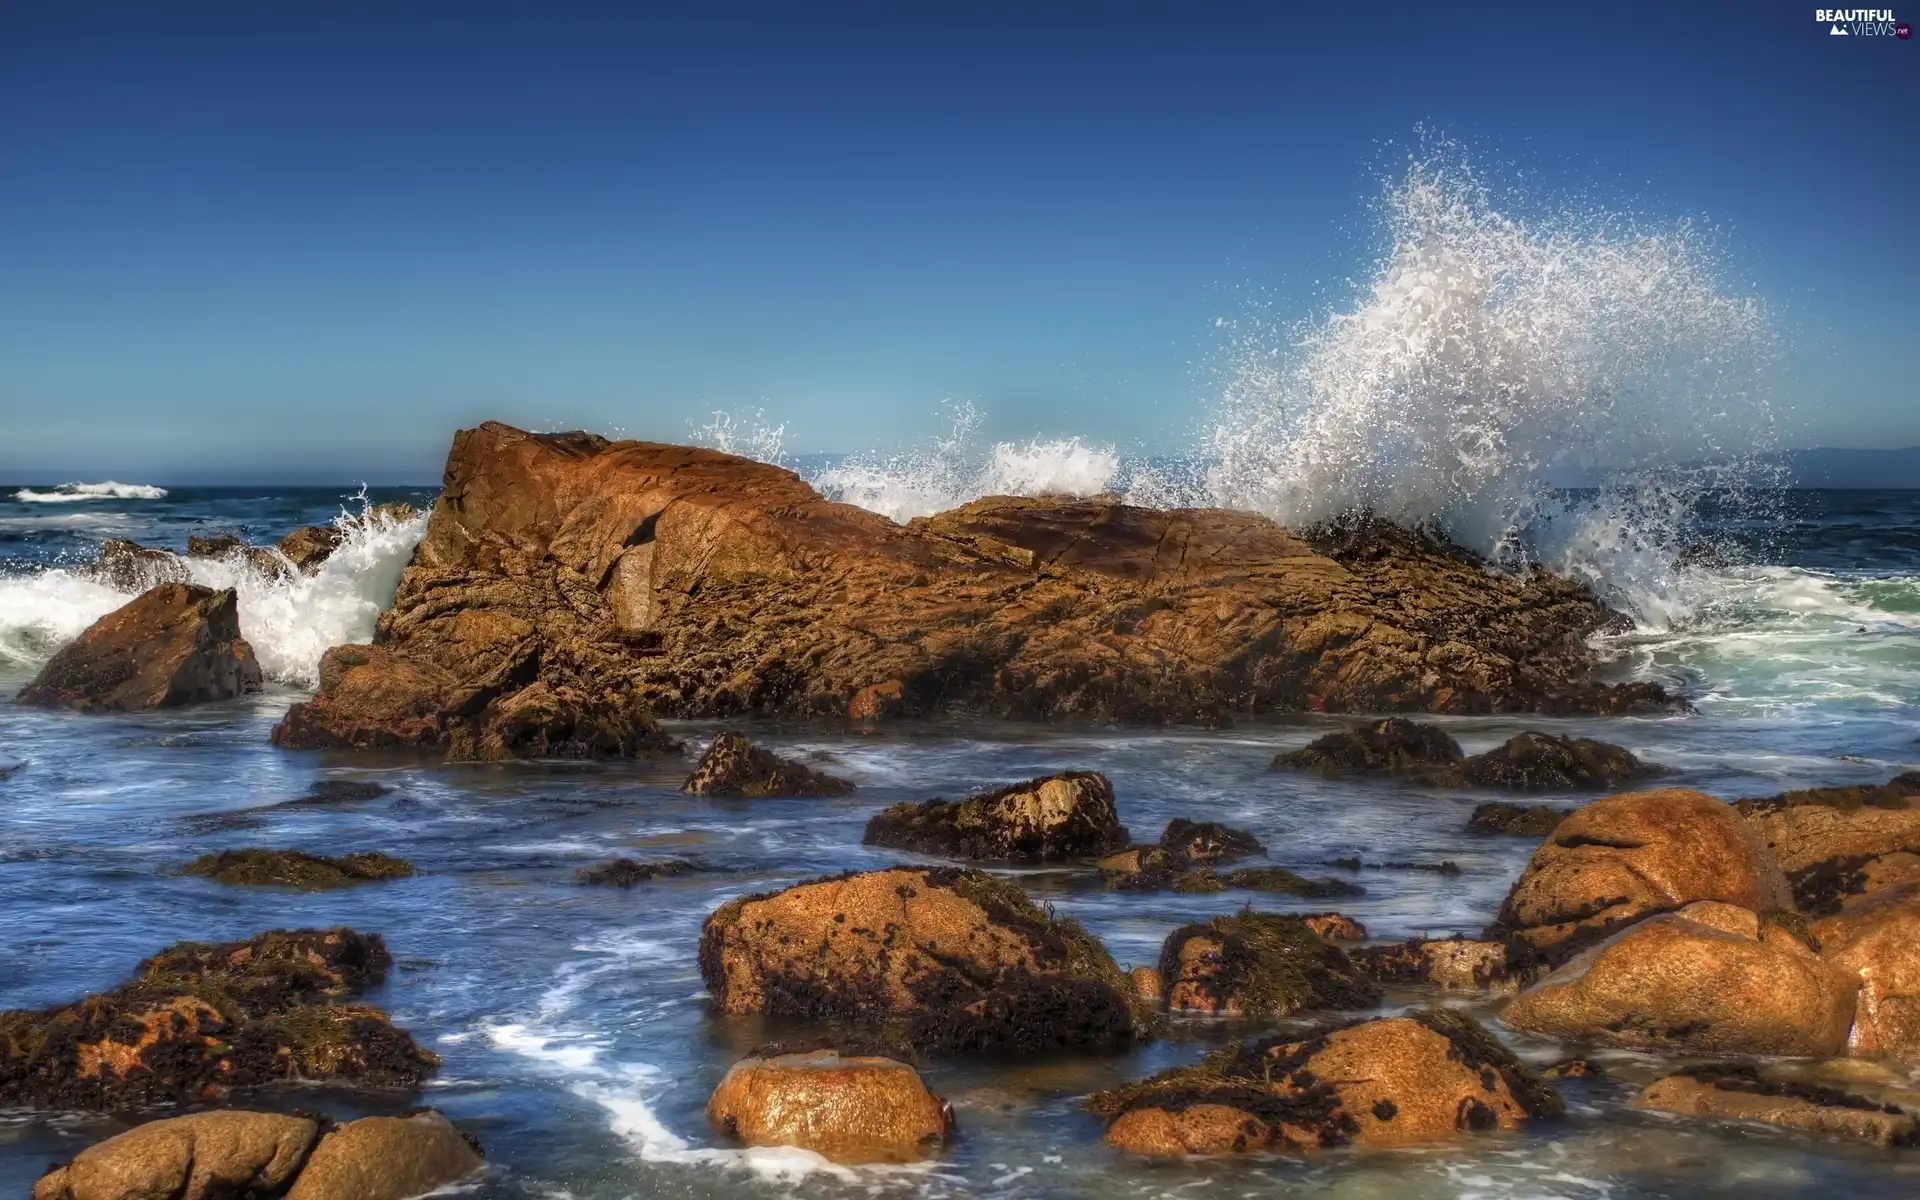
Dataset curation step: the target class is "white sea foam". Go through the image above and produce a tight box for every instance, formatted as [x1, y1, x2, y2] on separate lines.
[0, 570, 132, 667]
[13, 481, 169, 503]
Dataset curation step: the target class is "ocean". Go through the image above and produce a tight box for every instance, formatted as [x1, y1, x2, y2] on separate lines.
[0, 480, 1916, 1198]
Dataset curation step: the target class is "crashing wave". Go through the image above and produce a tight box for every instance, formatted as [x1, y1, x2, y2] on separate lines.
[14, 482, 169, 503]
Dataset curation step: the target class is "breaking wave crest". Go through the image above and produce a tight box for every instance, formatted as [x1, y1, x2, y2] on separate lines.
[14, 481, 169, 503]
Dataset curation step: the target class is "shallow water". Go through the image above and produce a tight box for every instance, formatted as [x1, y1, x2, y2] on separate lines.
[1, 487, 1918, 1198]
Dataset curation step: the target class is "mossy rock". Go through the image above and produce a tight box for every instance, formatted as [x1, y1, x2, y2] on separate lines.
[1159, 911, 1377, 1017]
[575, 857, 700, 886]
[682, 731, 854, 797]
[1435, 732, 1666, 792]
[182, 848, 416, 889]
[1273, 718, 1462, 776]
[1736, 772, 1920, 817]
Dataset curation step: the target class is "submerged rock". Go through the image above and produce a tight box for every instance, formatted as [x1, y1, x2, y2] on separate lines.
[575, 857, 700, 886]
[1500, 904, 1856, 1057]
[1486, 788, 1793, 966]
[682, 731, 854, 797]
[1273, 718, 1463, 775]
[1633, 1065, 1916, 1146]
[30, 1110, 319, 1200]
[0, 928, 438, 1110]
[182, 849, 416, 889]
[1092, 1011, 1562, 1155]
[1738, 773, 1920, 915]
[1435, 731, 1665, 792]
[1467, 801, 1571, 837]
[273, 423, 1663, 753]
[707, 1049, 953, 1164]
[863, 771, 1125, 860]
[281, 1111, 483, 1200]
[1159, 912, 1377, 1017]
[1170, 866, 1365, 898]
[18, 584, 263, 712]
[698, 867, 1147, 1058]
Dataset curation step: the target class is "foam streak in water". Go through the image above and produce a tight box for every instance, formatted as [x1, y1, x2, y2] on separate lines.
[14, 482, 168, 503]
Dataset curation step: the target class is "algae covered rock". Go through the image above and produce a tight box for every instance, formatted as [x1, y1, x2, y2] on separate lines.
[1468, 801, 1571, 837]
[1158, 912, 1377, 1018]
[682, 731, 854, 797]
[1092, 1011, 1561, 1155]
[1094, 818, 1262, 889]
[1158, 818, 1263, 865]
[863, 771, 1127, 860]
[182, 849, 416, 889]
[575, 857, 700, 886]
[1350, 938, 1518, 993]
[30, 1110, 319, 1200]
[1633, 1065, 1917, 1146]
[698, 866, 1147, 1057]
[1437, 731, 1664, 792]
[282, 1111, 483, 1200]
[1273, 718, 1462, 776]
[0, 928, 437, 1110]
[18, 584, 263, 712]
[707, 1048, 954, 1164]
[1169, 866, 1364, 898]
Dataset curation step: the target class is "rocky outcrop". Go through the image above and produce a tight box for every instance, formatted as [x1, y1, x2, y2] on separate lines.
[1436, 732, 1664, 792]
[1813, 885, 1920, 1059]
[707, 1049, 953, 1164]
[89, 539, 187, 591]
[0, 928, 437, 1109]
[1738, 773, 1920, 915]
[282, 1111, 483, 1200]
[1092, 1011, 1561, 1155]
[1094, 819, 1263, 889]
[863, 771, 1125, 860]
[1468, 801, 1571, 837]
[1499, 904, 1857, 1057]
[1158, 913, 1377, 1017]
[1272, 718, 1462, 775]
[1633, 1066, 1917, 1146]
[18, 584, 263, 712]
[575, 857, 700, 886]
[182, 849, 416, 889]
[681, 731, 853, 797]
[278, 524, 346, 571]
[30, 1111, 319, 1200]
[1486, 788, 1793, 965]
[698, 867, 1147, 1057]
[1350, 938, 1519, 994]
[272, 424, 1667, 754]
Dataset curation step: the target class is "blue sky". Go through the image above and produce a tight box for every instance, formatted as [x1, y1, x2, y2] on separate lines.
[1, 1, 1915, 482]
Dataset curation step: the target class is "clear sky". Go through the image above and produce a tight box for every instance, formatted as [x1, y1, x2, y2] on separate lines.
[1, 1, 1915, 482]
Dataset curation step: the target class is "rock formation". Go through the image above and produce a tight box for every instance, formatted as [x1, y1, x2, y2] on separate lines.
[1158, 912, 1377, 1017]
[1435, 731, 1664, 791]
[681, 731, 853, 797]
[1633, 1065, 1917, 1146]
[863, 771, 1126, 860]
[1738, 773, 1920, 914]
[18, 584, 263, 712]
[181, 849, 416, 888]
[1272, 717, 1463, 775]
[707, 1048, 953, 1163]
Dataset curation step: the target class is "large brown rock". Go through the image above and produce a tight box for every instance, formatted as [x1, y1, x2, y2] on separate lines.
[0, 928, 437, 1110]
[697, 867, 1146, 1057]
[32, 1111, 319, 1200]
[272, 424, 1665, 754]
[1158, 912, 1377, 1017]
[1486, 788, 1793, 965]
[1093, 1011, 1562, 1155]
[18, 584, 263, 712]
[1738, 774, 1920, 915]
[1814, 885, 1920, 1059]
[707, 1049, 953, 1164]
[281, 1111, 482, 1200]
[1633, 1066, 1917, 1146]
[862, 771, 1126, 860]
[1500, 904, 1857, 1057]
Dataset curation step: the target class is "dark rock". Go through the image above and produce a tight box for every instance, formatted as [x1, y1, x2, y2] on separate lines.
[1468, 801, 1571, 836]
[1171, 867, 1365, 898]
[187, 534, 249, 558]
[682, 731, 854, 797]
[1273, 718, 1463, 775]
[0, 928, 437, 1110]
[863, 771, 1125, 860]
[1158, 818, 1262, 865]
[17, 584, 263, 712]
[1159, 911, 1377, 1017]
[1434, 731, 1665, 791]
[1324, 858, 1462, 875]
[182, 849, 416, 889]
[575, 857, 700, 886]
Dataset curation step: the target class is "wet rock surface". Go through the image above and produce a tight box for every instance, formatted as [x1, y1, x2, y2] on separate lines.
[281, 1111, 483, 1200]
[681, 731, 854, 797]
[1350, 938, 1519, 993]
[1272, 718, 1463, 775]
[574, 857, 701, 886]
[0, 929, 437, 1110]
[1435, 731, 1665, 791]
[1468, 801, 1572, 837]
[271, 423, 1665, 755]
[863, 771, 1124, 860]
[30, 1110, 319, 1200]
[1633, 1065, 1917, 1147]
[1158, 912, 1377, 1017]
[706, 1049, 953, 1164]
[18, 584, 263, 712]
[181, 849, 416, 889]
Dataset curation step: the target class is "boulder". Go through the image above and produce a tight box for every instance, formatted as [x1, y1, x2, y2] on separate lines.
[0, 928, 438, 1109]
[1159, 912, 1377, 1017]
[273, 423, 1667, 753]
[706, 1049, 953, 1164]
[1129, 966, 1164, 1004]
[697, 867, 1147, 1057]
[1434, 731, 1664, 791]
[1272, 718, 1462, 775]
[1467, 801, 1571, 837]
[18, 584, 263, 712]
[88, 539, 187, 591]
[1157, 818, 1262, 865]
[682, 731, 854, 797]
[283, 1111, 483, 1200]
[278, 525, 345, 572]
[1350, 938, 1519, 994]
[1092, 1011, 1562, 1155]
[1500, 905, 1857, 1057]
[863, 771, 1125, 860]
[31, 1111, 319, 1200]
[1633, 1066, 1917, 1146]
[1486, 788, 1793, 965]
[575, 857, 700, 886]
[1813, 885, 1920, 1059]
[182, 849, 415, 889]
[1738, 773, 1920, 915]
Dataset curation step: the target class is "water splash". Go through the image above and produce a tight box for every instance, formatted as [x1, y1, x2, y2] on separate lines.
[689, 408, 790, 467]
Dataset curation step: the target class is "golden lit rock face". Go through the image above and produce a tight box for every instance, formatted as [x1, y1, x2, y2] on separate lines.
[1815, 884, 1920, 1059]
[707, 1051, 953, 1164]
[1633, 1070, 1919, 1147]
[282, 1112, 484, 1200]
[32, 1111, 318, 1200]
[1501, 908, 1857, 1057]
[1489, 788, 1793, 962]
[18, 583, 262, 712]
